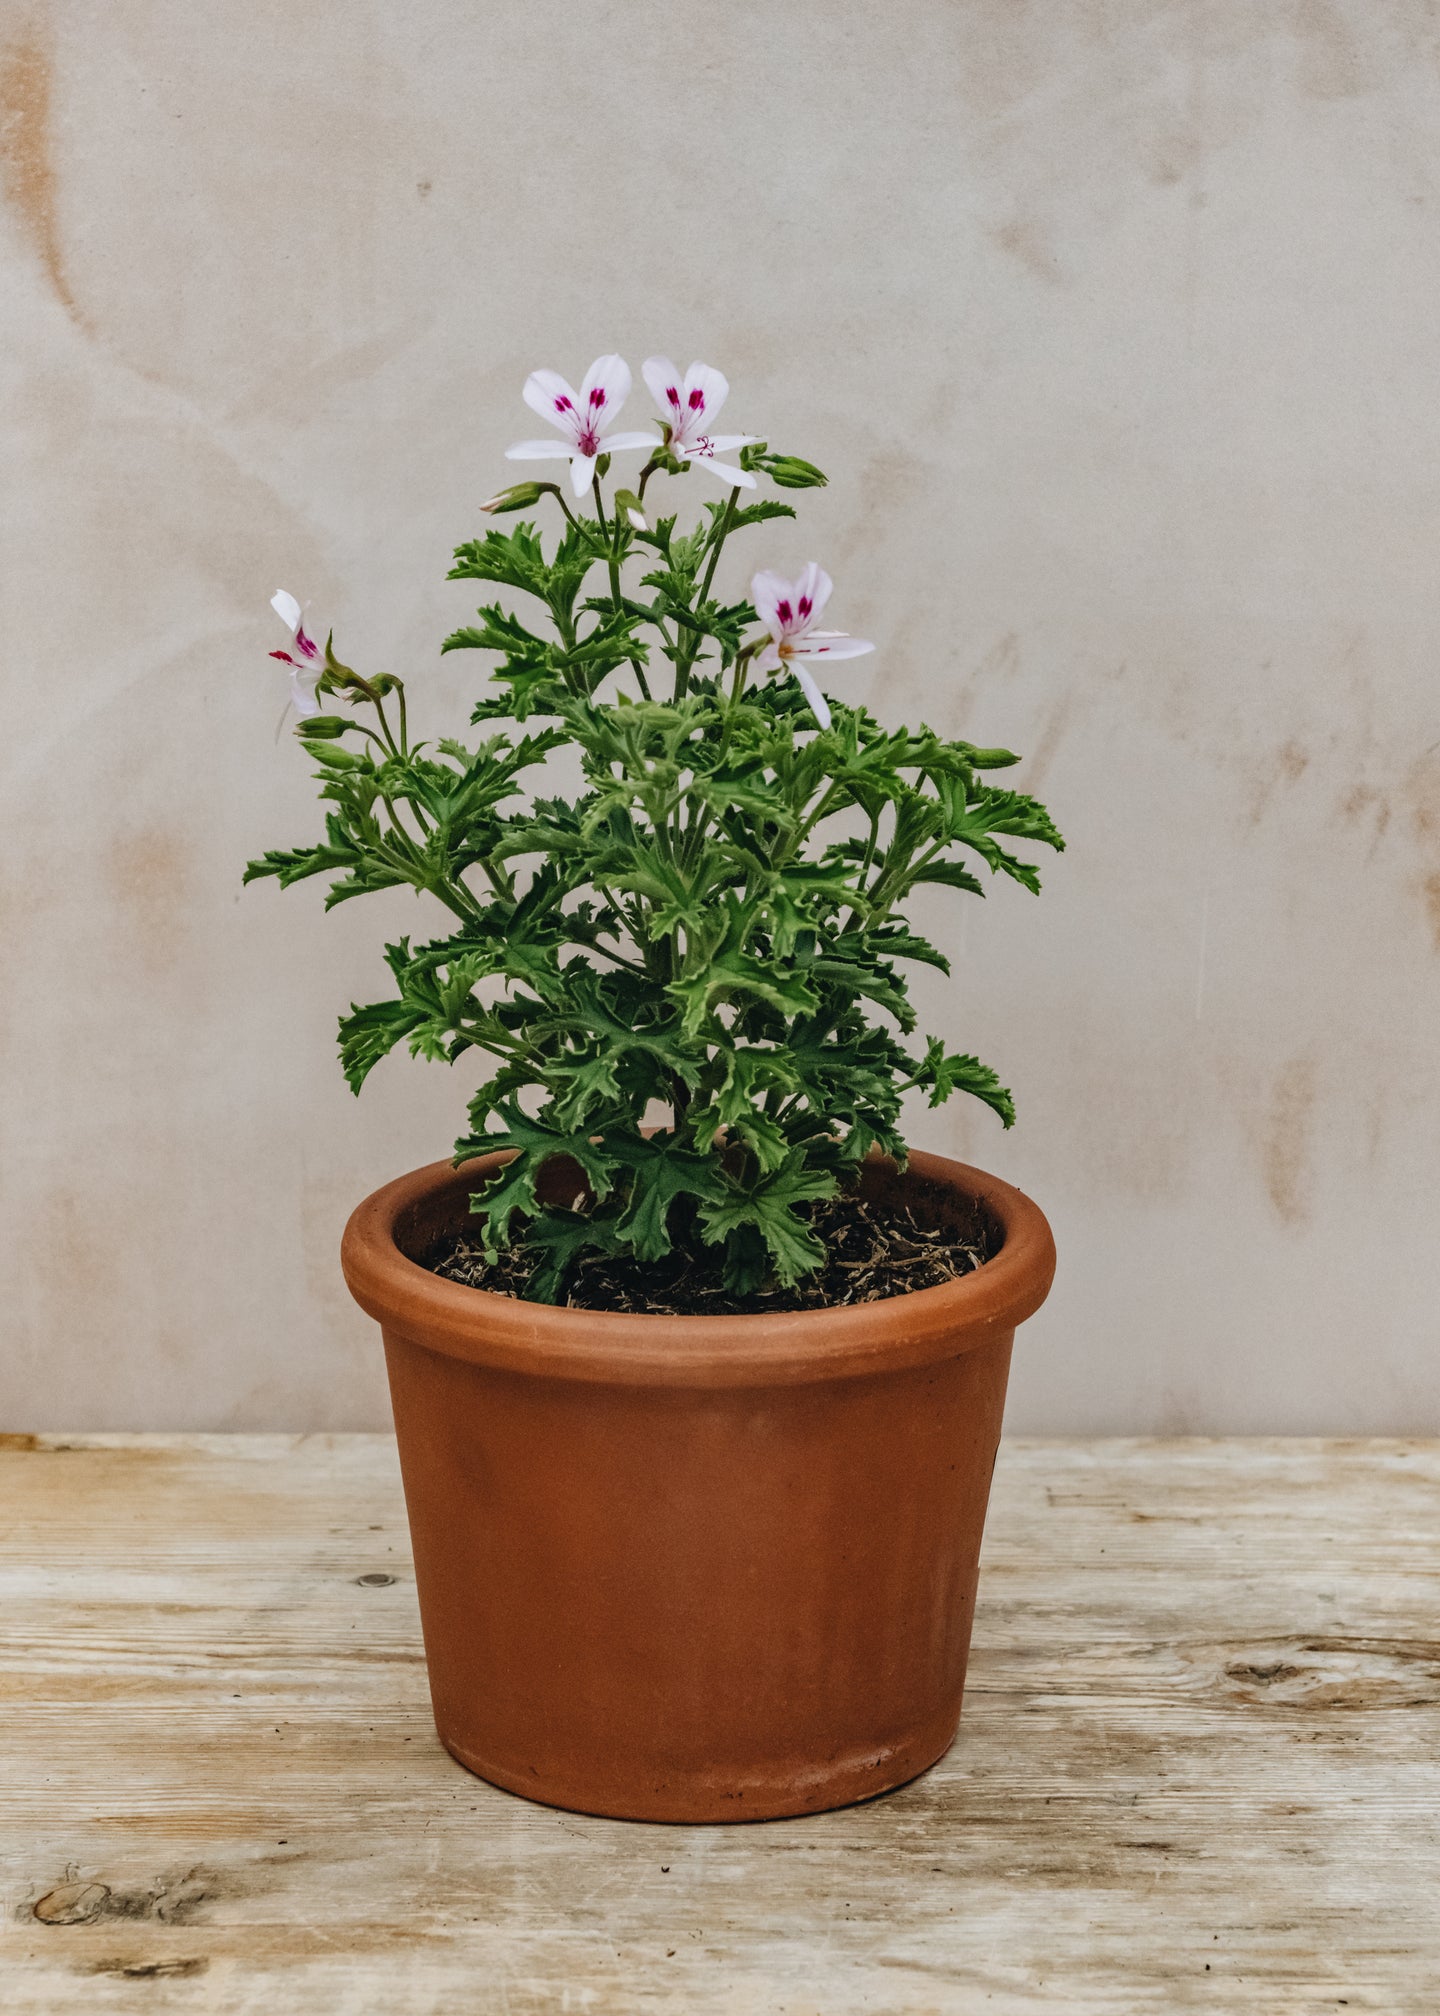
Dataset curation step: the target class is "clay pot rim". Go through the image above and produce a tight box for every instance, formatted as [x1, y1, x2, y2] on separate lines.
[342, 1145, 1055, 1388]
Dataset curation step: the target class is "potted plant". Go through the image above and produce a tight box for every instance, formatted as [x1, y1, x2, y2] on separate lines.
[248, 353, 1062, 1822]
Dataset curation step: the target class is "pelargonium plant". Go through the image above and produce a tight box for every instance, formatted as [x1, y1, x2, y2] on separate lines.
[247, 353, 1062, 1302]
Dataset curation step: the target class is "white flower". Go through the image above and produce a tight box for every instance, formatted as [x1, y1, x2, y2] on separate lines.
[749, 563, 874, 730]
[269, 589, 324, 718]
[506, 355, 659, 498]
[643, 357, 757, 488]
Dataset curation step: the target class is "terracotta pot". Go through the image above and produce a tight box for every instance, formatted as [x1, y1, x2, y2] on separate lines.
[341, 1147, 1054, 1823]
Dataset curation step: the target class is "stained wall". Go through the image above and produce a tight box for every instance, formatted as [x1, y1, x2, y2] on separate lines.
[2, 1, 1437, 1430]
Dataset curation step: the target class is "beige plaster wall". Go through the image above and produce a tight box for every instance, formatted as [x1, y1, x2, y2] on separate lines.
[2, 0, 1437, 1433]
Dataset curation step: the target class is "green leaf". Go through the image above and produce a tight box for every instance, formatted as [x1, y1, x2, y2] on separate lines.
[686, 1045, 798, 1172]
[808, 952, 914, 1029]
[602, 1132, 730, 1262]
[448, 525, 553, 603]
[908, 860, 987, 897]
[442, 604, 549, 665]
[243, 841, 359, 891]
[867, 925, 951, 975]
[337, 997, 428, 1093]
[547, 1047, 624, 1128]
[459, 1103, 617, 1252]
[700, 497, 797, 533]
[696, 1153, 837, 1288]
[450, 521, 601, 630]
[668, 944, 819, 1038]
[938, 779, 1065, 892]
[520, 1207, 621, 1303]
[920, 1041, 1016, 1126]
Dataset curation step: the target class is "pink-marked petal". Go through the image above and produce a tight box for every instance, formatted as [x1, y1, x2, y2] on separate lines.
[750, 570, 793, 636]
[682, 362, 730, 426]
[578, 354, 632, 426]
[643, 355, 686, 419]
[793, 664, 832, 730]
[506, 438, 576, 461]
[789, 633, 874, 660]
[271, 629, 322, 718]
[523, 369, 582, 438]
[793, 561, 833, 628]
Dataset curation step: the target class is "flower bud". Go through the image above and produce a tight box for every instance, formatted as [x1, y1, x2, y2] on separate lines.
[481, 481, 548, 514]
[613, 489, 648, 532]
[758, 454, 828, 490]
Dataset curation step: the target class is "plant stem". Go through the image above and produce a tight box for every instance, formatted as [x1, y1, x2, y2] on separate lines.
[347, 675, 401, 758]
[719, 643, 755, 747]
[674, 485, 741, 701]
[670, 1073, 691, 1135]
[597, 473, 654, 702]
[585, 939, 649, 978]
[697, 487, 739, 606]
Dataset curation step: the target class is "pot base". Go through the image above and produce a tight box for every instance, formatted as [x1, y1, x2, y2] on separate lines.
[436, 1713, 960, 1824]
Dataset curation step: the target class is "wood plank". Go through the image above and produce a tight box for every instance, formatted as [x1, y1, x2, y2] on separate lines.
[1, 1434, 1436, 2012]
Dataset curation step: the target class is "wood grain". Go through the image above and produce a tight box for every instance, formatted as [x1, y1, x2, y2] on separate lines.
[1, 1434, 1436, 2012]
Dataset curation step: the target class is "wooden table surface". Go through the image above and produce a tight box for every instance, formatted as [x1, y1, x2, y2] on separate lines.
[2, 1434, 1436, 2013]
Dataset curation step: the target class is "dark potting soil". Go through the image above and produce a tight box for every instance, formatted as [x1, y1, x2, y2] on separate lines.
[425, 1184, 996, 1316]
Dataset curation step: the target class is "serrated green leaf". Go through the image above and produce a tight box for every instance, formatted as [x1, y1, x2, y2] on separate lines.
[668, 945, 819, 1037]
[459, 1103, 617, 1252]
[696, 1153, 837, 1287]
[908, 860, 987, 897]
[519, 1208, 621, 1303]
[598, 1132, 730, 1262]
[337, 998, 428, 1093]
[920, 1040, 1015, 1126]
